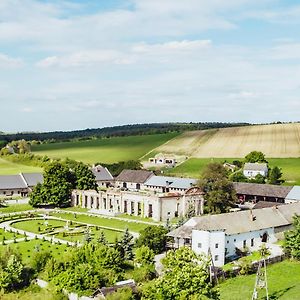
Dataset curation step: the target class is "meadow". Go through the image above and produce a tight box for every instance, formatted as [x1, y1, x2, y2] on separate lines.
[157, 123, 300, 158]
[219, 260, 300, 299]
[0, 157, 41, 175]
[166, 157, 300, 185]
[31, 133, 178, 164]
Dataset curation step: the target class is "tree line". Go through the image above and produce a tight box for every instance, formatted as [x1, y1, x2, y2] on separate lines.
[0, 122, 250, 143]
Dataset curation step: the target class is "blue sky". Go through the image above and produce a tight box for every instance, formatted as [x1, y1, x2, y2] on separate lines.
[1, 0, 300, 132]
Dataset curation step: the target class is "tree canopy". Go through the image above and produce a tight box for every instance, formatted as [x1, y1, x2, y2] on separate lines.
[245, 151, 267, 163]
[142, 247, 219, 300]
[284, 215, 300, 260]
[198, 163, 236, 214]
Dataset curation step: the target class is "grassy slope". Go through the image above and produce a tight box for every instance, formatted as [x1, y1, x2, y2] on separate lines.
[158, 123, 300, 158]
[219, 260, 300, 300]
[0, 158, 41, 175]
[166, 157, 300, 185]
[31, 133, 179, 164]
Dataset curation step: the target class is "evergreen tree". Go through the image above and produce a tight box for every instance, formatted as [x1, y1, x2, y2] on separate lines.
[83, 227, 92, 244]
[268, 166, 284, 185]
[97, 230, 107, 245]
[284, 215, 300, 259]
[119, 228, 134, 260]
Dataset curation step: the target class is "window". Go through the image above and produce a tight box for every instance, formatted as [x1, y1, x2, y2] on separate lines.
[198, 243, 202, 248]
[215, 243, 219, 249]
[251, 238, 254, 247]
[214, 255, 219, 261]
[243, 240, 246, 248]
[131, 202, 135, 214]
[184, 238, 191, 244]
[234, 239, 236, 242]
[148, 204, 153, 218]
[227, 240, 229, 244]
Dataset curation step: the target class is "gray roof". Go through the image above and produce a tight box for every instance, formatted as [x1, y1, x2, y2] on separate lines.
[285, 186, 300, 201]
[0, 175, 27, 190]
[21, 173, 43, 187]
[244, 163, 268, 171]
[116, 169, 153, 183]
[233, 182, 292, 199]
[144, 175, 196, 190]
[168, 202, 300, 238]
[92, 165, 114, 181]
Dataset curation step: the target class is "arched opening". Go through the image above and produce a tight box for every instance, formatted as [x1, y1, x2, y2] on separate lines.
[261, 232, 268, 243]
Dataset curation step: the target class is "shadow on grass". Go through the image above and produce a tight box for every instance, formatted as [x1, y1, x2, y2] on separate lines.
[269, 286, 295, 299]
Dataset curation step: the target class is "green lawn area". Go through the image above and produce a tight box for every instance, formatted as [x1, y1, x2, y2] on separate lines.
[219, 260, 300, 299]
[31, 133, 178, 164]
[11, 219, 67, 234]
[0, 228, 23, 240]
[0, 239, 68, 264]
[0, 204, 34, 214]
[0, 157, 41, 175]
[166, 157, 300, 185]
[51, 212, 150, 232]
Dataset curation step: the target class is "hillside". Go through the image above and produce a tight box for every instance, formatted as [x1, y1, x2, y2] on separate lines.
[156, 123, 300, 158]
[31, 133, 178, 164]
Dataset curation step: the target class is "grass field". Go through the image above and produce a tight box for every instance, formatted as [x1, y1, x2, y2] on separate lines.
[157, 123, 300, 158]
[0, 204, 34, 214]
[51, 212, 150, 232]
[0, 157, 41, 175]
[31, 133, 179, 164]
[0, 239, 68, 264]
[166, 157, 300, 185]
[219, 260, 300, 299]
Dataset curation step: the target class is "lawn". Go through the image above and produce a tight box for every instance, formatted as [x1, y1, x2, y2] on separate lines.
[0, 239, 68, 264]
[31, 133, 178, 164]
[11, 219, 67, 234]
[51, 212, 151, 232]
[0, 228, 23, 241]
[219, 260, 300, 299]
[166, 157, 300, 185]
[0, 204, 34, 214]
[0, 157, 41, 175]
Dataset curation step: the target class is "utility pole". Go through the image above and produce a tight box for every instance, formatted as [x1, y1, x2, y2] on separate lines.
[252, 255, 269, 299]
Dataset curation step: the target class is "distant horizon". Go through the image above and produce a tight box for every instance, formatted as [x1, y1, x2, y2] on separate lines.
[2, 120, 300, 135]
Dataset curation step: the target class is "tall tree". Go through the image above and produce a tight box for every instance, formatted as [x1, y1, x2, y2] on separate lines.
[119, 228, 134, 260]
[136, 226, 168, 254]
[198, 163, 236, 214]
[245, 151, 267, 163]
[73, 162, 97, 190]
[142, 247, 219, 300]
[268, 166, 284, 185]
[284, 215, 300, 260]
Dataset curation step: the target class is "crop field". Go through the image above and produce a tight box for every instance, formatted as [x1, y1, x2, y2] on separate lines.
[31, 133, 178, 164]
[219, 260, 300, 299]
[157, 123, 300, 158]
[166, 157, 300, 185]
[0, 157, 41, 175]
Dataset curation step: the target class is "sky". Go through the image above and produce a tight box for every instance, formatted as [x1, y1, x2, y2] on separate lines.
[1, 0, 300, 132]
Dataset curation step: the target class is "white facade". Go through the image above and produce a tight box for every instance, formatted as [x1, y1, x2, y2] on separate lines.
[243, 163, 268, 178]
[71, 188, 204, 222]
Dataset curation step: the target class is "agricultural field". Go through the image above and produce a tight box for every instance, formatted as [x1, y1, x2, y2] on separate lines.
[219, 260, 300, 299]
[31, 133, 179, 164]
[166, 157, 300, 185]
[0, 157, 41, 175]
[157, 123, 300, 158]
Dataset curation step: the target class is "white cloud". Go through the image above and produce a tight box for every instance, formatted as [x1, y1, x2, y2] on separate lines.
[0, 53, 23, 68]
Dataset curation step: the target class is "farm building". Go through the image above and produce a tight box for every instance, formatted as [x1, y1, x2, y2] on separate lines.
[168, 202, 300, 267]
[71, 186, 204, 221]
[144, 175, 196, 193]
[91, 165, 114, 188]
[115, 169, 154, 191]
[0, 173, 43, 197]
[148, 153, 177, 167]
[243, 163, 268, 178]
[285, 186, 300, 203]
[233, 182, 292, 203]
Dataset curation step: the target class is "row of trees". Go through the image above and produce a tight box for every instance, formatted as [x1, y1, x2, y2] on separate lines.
[29, 161, 97, 207]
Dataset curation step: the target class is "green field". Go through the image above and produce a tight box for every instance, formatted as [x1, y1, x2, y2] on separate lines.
[51, 212, 150, 232]
[0, 204, 34, 214]
[0, 239, 68, 264]
[166, 157, 300, 185]
[31, 133, 178, 164]
[0, 157, 41, 175]
[219, 260, 300, 299]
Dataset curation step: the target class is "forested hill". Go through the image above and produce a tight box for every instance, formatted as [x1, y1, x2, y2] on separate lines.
[0, 122, 250, 142]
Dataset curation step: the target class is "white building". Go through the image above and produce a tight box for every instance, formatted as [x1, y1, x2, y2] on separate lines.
[168, 202, 300, 267]
[91, 165, 114, 188]
[71, 187, 204, 222]
[243, 163, 268, 178]
[148, 153, 177, 167]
